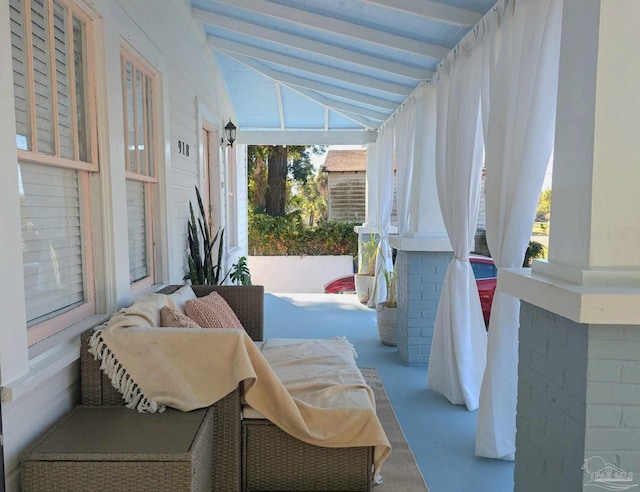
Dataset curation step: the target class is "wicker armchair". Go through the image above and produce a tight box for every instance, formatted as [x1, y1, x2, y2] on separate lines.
[81, 284, 264, 492]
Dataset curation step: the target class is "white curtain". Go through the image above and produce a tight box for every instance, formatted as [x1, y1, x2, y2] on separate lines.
[427, 42, 488, 411]
[476, 0, 563, 460]
[369, 123, 395, 306]
[395, 98, 417, 236]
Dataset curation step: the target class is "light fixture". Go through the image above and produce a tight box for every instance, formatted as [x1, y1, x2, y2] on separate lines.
[224, 119, 237, 148]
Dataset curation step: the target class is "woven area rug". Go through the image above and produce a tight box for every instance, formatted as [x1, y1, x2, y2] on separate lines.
[361, 368, 430, 492]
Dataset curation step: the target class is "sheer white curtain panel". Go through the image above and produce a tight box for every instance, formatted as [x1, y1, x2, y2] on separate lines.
[427, 44, 488, 411]
[476, 0, 563, 460]
[395, 98, 417, 236]
[369, 123, 395, 306]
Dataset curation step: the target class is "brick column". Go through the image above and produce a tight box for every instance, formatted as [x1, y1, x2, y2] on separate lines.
[396, 250, 452, 366]
[516, 303, 640, 491]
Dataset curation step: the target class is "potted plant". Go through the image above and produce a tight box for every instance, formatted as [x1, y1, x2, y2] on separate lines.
[184, 186, 230, 285]
[354, 236, 377, 304]
[376, 265, 397, 346]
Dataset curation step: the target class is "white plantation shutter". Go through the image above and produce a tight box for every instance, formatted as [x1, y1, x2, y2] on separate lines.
[19, 163, 85, 326]
[126, 180, 149, 283]
[11, 0, 31, 150]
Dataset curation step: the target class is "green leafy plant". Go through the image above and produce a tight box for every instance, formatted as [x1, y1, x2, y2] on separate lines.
[523, 240, 546, 267]
[184, 186, 230, 285]
[382, 265, 397, 308]
[357, 236, 378, 276]
[248, 212, 358, 256]
[229, 256, 252, 286]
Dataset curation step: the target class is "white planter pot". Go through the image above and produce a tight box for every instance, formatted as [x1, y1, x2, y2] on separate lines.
[354, 274, 375, 304]
[376, 303, 397, 346]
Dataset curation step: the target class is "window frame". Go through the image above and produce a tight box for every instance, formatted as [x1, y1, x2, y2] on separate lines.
[11, 0, 98, 346]
[120, 45, 159, 291]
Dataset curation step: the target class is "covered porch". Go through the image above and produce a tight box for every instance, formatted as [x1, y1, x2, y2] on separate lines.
[1, 0, 640, 490]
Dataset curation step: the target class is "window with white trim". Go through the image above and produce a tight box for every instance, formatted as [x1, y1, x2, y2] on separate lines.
[121, 48, 157, 287]
[11, 0, 97, 344]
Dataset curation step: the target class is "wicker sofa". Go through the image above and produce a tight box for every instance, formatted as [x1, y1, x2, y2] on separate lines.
[80, 285, 373, 492]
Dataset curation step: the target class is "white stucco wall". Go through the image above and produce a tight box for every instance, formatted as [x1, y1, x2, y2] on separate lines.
[248, 256, 355, 293]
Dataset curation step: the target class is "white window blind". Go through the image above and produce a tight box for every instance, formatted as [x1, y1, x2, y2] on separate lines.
[126, 179, 149, 283]
[19, 162, 85, 326]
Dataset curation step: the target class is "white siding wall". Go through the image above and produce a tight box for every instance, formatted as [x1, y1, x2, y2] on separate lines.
[0, 0, 247, 488]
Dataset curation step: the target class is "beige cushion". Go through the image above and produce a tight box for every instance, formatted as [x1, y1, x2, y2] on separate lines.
[160, 306, 201, 328]
[167, 285, 197, 315]
[185, 292, 244, 329]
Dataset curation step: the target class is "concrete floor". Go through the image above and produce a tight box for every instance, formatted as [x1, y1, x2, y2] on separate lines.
[263, 292, 514, 492]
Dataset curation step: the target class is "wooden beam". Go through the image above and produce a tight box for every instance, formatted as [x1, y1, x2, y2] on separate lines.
[217, 50, 400, 111]
[194, 8, 432, 80]
[211, 36, 414, 96]
[237, 130, 378, 145]
[358, 0, 482, 27]
[218, 51, 387, 129]
[194, 0, 449, 58]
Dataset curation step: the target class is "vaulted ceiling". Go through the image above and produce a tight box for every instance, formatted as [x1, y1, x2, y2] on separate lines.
[191, 0, 497, 143]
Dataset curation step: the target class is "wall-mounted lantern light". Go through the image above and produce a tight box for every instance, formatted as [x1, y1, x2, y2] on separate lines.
[224, 119, 237, 148]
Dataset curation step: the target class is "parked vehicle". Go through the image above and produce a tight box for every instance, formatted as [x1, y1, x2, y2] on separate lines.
[324, 255, 497, 326]
[469, 255, 497, 326]
[324, 275, 356, 294]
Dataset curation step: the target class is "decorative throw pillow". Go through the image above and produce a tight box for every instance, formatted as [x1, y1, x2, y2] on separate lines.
[167, 285, 197, 315]
[160, 306, 201, 328]
[185, 292, 244, 329]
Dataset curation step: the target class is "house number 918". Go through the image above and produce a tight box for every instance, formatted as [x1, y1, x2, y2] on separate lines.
[177, 140, 190, 157]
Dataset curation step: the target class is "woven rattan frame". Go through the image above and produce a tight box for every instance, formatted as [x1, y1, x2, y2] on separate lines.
[22, 406, 214, 492]
[242, 419, 373, 491]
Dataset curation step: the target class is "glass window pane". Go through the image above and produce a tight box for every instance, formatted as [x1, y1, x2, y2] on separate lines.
[126, 179, 149, 283]
[125, 60, 136, 172]
[19, 162, 85, 326]
[73, 14, 89, 162]
[10, 0, 32, 151]
[54, 1, 74, 159]
[136, 69, 146, 175]
[145, 74, 154, 177]
[31, 0, 55, 155]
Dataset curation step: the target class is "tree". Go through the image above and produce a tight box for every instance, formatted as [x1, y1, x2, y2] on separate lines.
[536, 189, 552, 220]
[247, 145, 326, 217]
[266, 145, 287, 216]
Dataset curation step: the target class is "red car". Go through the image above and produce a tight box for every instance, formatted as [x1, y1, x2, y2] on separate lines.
[324, 256, 497, 325]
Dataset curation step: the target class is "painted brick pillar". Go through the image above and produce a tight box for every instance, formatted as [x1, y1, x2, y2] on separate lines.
[396, 250, 453, 366]
[501, 2, 640, 490]
[515, 303, 640, 491]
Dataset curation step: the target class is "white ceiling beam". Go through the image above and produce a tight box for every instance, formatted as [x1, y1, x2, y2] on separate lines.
[196, 0, 449, 59]
[211, 36, 413, 96]
[237, 130, 378, 146]
[219, 51, 381, 129]
[293, 87, 389, 122]
[218, 50, 400, 111]
[358, 0, 482, 27]
[194, 8, 432, 80]
[275, 82, 285, 130]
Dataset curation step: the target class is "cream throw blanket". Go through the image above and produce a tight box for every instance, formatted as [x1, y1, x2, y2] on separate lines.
[88, 294, 391, 474]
